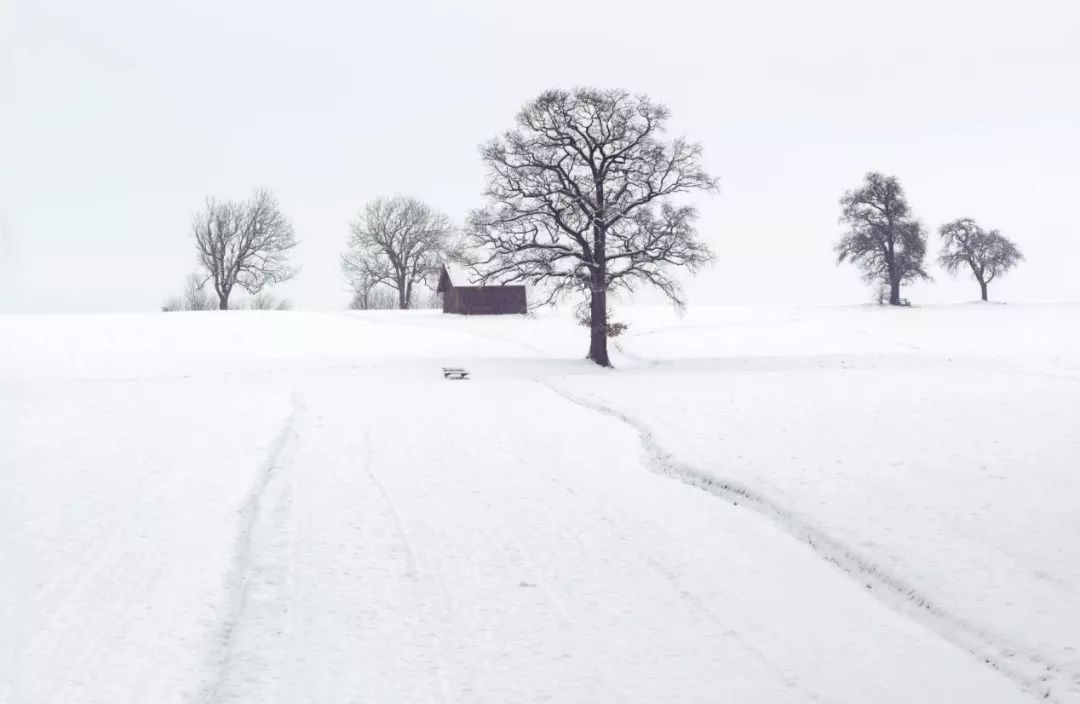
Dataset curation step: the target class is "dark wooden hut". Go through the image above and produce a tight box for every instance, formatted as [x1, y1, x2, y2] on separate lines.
[436, 264, 527, 315]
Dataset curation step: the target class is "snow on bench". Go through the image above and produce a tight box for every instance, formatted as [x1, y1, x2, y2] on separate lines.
[442, 367, 469, 380]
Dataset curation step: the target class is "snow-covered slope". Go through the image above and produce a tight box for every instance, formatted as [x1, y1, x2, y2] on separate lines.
[2, 304, 1076, 703]
[567, 305, 1080, 701]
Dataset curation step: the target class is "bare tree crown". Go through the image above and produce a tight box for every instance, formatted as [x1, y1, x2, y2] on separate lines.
[192, 188, 298, 309]
[341, 196, 455, 310]
[468, 88, 717, 309]
[938, 218, 1023, 300]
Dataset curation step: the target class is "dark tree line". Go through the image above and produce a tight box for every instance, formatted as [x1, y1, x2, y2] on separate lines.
[836, 173, 1023, 304]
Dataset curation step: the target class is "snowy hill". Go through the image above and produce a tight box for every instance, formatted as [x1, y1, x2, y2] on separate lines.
[2, 304, 1078, 703]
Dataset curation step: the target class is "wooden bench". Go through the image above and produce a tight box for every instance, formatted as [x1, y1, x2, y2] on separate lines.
[442, 367, 469, 380]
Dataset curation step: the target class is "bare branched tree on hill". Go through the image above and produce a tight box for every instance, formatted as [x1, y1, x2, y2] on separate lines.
[192, 188, 298, 310]
[938, 218, 1023, 301]
[467, 88, 717, 367]
[342, 196, 454, 310]
[836, 173, 930, 306]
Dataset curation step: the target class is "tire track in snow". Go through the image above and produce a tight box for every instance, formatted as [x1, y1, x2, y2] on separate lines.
[359, 425, 419, 582]
[356, 422, 452, 703]
[540, 380, 1066, 703]
[198, 391, 302, 704]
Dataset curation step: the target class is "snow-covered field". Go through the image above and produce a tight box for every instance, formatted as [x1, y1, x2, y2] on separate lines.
[2, 304, 1077, 703]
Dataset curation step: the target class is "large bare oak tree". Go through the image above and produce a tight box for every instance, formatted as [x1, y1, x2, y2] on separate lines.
[342, 196, 454, 310]
[192, 188, 298, 310]
[937, 218, 1023, 301]
[836, 172, 929, 305]
[467, 88, 717, 367]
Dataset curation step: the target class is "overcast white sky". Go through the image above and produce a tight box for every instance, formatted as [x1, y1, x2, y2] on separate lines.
[2, 0, 1078, 313]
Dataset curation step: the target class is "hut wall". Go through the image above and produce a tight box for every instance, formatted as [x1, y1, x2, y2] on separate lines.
[447, 286, 526, 315]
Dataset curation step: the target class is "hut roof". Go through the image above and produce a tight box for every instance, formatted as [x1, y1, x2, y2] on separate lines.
[438, 264, 525, 291]
[442, 263, 483, 288]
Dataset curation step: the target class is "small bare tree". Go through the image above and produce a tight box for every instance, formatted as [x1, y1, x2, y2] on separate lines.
[342, 196, 454, 310]
[348, 284, 396, 310]
[182, 272, 215, 311]
[348, 285, 398, 310]
[161, 296, 183, 312]
[937, 218, 1023, 301]
[161, 272, 216, 312]
[193, 188, 298, 310]
[467, 88, 717, 367]
[836, 172, 929, 305]
[245, 292, 292, 310]
[348, 287, 372, 310]
[342, 254, 381, 310]
[347, 275, 375, 310]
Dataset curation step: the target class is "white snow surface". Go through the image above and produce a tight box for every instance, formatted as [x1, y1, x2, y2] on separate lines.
[2, 304, 1077, 703]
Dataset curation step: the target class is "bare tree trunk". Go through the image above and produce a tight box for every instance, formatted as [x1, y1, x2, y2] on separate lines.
[217, 291, 229, 310]
[885, 242, 901, 306]
[397, 276, 408, 309]
[888, 280, 901, 306]
[587, 270, 610, 367]
[968, 262, 989, 303]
